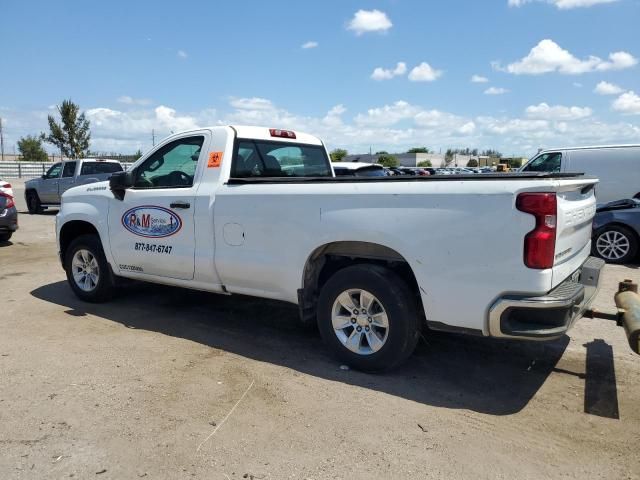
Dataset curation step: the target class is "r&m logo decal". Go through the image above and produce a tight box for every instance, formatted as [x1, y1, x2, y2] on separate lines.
[122, 206, 182, 238]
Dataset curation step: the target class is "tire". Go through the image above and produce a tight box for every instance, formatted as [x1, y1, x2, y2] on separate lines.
[26, 191, 42, 214]
[0, 232, 12, 242]
[317, 264, 420, 372]
[64, 234, 114, 302]
[593, 225, 638, 264]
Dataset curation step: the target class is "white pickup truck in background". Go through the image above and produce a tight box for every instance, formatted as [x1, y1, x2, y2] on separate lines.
[55, 126, 604, 371]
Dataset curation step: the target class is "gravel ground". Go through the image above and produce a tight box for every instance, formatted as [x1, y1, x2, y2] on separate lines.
[1, 180, 639, 479]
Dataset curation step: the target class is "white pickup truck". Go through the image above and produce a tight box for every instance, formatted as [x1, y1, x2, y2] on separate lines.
[56, 126, 604, 371]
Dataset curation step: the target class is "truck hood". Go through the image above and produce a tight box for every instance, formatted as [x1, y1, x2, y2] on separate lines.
[62, 180, 112, 200]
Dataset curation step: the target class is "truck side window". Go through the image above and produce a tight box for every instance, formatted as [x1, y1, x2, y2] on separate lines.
[44, 163, 63, 179]
[522, 152, 562, 172]
[231, 140, 331, 178]
[134, 136, 204, 188]
[62, 162, 77, 178]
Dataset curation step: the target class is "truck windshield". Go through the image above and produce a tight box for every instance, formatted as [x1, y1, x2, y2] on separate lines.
[231, 140, 331, 178]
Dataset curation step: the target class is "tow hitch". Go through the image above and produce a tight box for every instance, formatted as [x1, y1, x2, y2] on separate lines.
[585, 279, 640, 355]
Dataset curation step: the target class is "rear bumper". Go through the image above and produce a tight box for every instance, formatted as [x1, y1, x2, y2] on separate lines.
[488, 256, 605, 339]
[0, 206, 18, 233]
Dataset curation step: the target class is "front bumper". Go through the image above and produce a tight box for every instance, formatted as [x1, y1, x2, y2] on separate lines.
[488, 256, 605, 339]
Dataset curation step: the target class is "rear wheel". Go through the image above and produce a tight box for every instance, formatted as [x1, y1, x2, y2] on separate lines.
[593, 225, 638, 264]
[0, 232, 12, 242]
[64, 234, 114, 302]
[317, 264, 420, 372]
[26, 191, 42, 214]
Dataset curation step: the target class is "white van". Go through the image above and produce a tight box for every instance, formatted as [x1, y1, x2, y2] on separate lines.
[520, 145, 640, 203]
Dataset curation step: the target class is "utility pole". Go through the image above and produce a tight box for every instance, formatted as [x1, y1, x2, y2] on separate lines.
[0, 117, 5, 162]
[152, 129, 156, 147]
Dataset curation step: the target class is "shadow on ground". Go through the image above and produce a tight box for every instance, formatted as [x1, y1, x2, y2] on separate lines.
[32, 280, 573, 416]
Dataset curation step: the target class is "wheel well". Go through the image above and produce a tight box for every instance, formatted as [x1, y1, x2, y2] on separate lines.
[59, 221, 100, 264]
[298, 241, 424, 326]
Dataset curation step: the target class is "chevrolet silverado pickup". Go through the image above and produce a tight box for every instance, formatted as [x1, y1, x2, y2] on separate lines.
[25, 159, 123, 214]
[55, 126, 604, 371]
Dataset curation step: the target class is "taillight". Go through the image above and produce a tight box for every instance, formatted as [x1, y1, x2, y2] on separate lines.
[516, 192, 557, 269]
[269, 128, 296, 139]
[0, 192, 14, 209]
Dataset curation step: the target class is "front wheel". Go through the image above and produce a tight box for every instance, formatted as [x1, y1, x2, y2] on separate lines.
[64, 234, 114, 302]
[0, 232, 12, 242]
[317, 264, 420, 372]
[593, 225, 638, 264]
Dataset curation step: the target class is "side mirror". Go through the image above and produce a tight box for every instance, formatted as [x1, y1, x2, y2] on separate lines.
[109, 170, 134, 201]
[41, 174, 46, 179]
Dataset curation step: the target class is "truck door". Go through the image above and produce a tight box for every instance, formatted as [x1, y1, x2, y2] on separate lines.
[57, 161, 77, 200]
[39, 162, 63, 203]
[107, 134, 206, 280]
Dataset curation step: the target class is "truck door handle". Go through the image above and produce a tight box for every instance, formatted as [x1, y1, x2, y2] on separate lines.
[170, 201, 190, 209]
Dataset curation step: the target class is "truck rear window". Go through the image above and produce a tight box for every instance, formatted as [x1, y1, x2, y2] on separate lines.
[231, 140, 331, 178]
[80, 162, 123, 175]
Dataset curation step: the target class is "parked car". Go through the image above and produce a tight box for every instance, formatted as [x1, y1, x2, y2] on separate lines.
[0, 179, 13, 198]
[399, 167, 430, 176]
[24, 159, 123, 214]
[0, 190, 18, 242]
[332, 162, 388, 177]
[56, 125, 602, 371]
[520, 144, 640, 203]
[592, 198, 640, 264]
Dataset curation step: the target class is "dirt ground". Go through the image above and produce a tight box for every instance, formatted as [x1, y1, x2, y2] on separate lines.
[1, 180, 639, 480]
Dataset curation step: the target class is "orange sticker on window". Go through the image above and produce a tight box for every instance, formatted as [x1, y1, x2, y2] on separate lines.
[208, 151, 223, 168]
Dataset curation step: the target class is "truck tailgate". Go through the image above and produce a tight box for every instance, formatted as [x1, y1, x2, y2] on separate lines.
[552, 179, 598, 288]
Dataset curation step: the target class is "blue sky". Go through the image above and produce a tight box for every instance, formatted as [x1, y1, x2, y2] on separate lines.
[1, 0, 639, 156]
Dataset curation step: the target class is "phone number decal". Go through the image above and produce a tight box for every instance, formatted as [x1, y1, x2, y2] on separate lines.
[134, 242, 173, 254]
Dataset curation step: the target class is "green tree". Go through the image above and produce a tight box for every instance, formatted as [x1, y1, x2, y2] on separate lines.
[134, 149, 143, 160]
[41, 99, 91, 159]
[17, 135, 49, 162]
[467, 158, 479, 167]
[417, 160, 432, 167]
[377, 154, 399, 168]
[407, 147, 430, 154]
[375, 150, 389, 155]
[329, 148, 348, 162]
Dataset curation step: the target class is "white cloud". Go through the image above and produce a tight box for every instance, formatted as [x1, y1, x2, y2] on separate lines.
[573, 82, 583, 88]
[594, 81, 623, 95]
[177, 50, 188, 59]
[371, 62, 407, 80]
[612, 91, 640, 114]
[229, 97, 274, 110]
[408, 62, 443, 82]
[6, 97, 640, 158]
[484, 87, 509, 95]
[347, 9, 392, 35]
[508, 0, 618, 8]
[497, 39, 637, 75]
[458, 121, 476, 134]
[301, 41, 318, 49]
[117, 96, 152, 106]
[323, 104, 347, 127]
[471, 75, 489, 83]
[525, 102, 593, 120]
